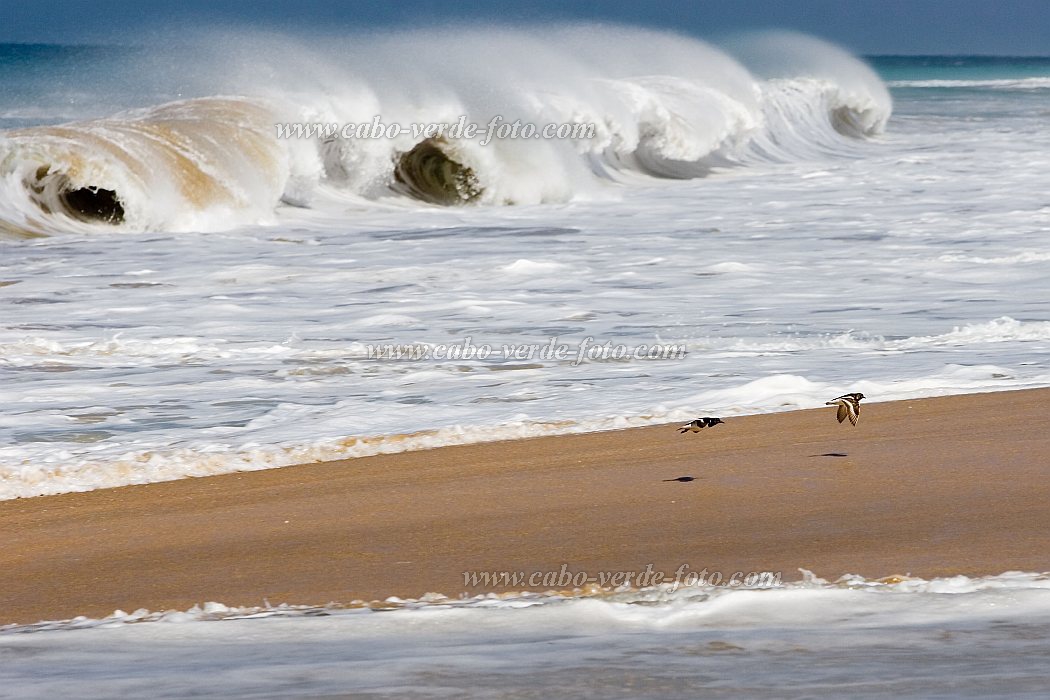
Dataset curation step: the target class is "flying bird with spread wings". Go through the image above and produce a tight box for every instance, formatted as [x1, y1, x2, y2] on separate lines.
[825, 393, 865, 426]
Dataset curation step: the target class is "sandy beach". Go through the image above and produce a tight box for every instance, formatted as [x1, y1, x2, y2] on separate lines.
[1, 388, 1048, 626]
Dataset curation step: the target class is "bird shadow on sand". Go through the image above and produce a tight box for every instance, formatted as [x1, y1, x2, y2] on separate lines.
[811, 452, 849, 458]
[663, 476, 697, 482]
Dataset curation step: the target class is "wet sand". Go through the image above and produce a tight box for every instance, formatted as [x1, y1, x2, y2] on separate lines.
[2, 388, 1049, 625]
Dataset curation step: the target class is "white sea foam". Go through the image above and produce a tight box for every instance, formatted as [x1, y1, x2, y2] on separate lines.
[937, 251, 1050, 265]
[889, 77, 1050, 89]
[4, 572, 1050, 697]
[688, 317, 1050, 356]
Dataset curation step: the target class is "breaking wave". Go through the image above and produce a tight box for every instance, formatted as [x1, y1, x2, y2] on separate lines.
[393, 138, 483, 205]
[0, 27, 892, 235]
[0, 98, 288, 236]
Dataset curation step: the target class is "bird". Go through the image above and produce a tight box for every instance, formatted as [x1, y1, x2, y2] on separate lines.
[678, 417, 724, 433]
[825, 393, 864, 426]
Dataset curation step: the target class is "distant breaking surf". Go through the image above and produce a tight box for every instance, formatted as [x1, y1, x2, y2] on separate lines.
[0, 26, 891, 236]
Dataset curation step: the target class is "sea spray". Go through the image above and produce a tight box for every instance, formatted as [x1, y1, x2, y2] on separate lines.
[0, 27, 892, 235]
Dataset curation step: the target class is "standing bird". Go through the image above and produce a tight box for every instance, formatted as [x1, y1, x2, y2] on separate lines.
[825, 393, 864, 426]
[678, 417, 724, 433]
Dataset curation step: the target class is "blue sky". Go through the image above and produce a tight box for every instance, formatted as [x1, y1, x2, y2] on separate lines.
[1, 0, 1048, 55]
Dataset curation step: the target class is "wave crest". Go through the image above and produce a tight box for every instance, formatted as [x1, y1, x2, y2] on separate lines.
[0, 28, 893, 234]
[0, 98, 288, 235]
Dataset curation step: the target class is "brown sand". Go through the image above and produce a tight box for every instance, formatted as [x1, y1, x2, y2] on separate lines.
[2, 388, 1049, 625]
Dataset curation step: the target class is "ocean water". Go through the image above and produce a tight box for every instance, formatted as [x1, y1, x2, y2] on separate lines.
[2, 28, 1050, 694]
[5, 573, 1050, 699]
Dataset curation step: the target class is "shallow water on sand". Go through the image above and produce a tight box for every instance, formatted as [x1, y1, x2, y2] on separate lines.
[4, 573, 1050, 698]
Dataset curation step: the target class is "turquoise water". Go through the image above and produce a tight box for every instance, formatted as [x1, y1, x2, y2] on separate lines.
[870, 54, 1050, 81]
[863, 55, 1050, 122]
[0, 44, 168, 128]
[2, 47, 1049, 130]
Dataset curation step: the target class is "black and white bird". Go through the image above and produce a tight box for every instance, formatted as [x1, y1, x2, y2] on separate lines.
[678, 417, 724, 433]
[825, 393, 864, 426]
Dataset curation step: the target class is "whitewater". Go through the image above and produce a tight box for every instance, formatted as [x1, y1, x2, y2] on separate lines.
[0, 28, 1047, 503]
[5, 572, 1050, 698]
